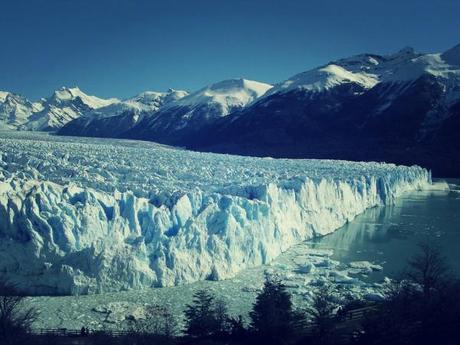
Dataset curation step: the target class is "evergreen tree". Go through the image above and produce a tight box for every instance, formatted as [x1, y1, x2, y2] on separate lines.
[184, 289, 219, 337]
[214, 298, 231, 333]
[250, 273, 299, 344]
[307, 285, 337, 345]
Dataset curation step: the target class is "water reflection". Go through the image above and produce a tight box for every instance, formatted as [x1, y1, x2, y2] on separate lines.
[309, 179, 460, 280]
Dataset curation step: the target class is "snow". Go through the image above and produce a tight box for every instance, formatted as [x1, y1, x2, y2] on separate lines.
[52, 86, 119, 109]
[1, 44, 459, 135]
[266, 64, 378, 95]
[262, 45, 460, 105]
[21, 87, 122, 131]
[380, 53, 460, 83]
[88, 89, 189, 119]
[0, 92, 37, 129]
[0, 91, 10, 102]
[169, 78, 273, 115]
[0, 131, 430, 295]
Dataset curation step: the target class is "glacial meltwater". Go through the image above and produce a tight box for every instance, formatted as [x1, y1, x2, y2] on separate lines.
[309, 178, 460, 279]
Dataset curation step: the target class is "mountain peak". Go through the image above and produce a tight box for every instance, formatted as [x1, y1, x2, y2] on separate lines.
[206, 78, 272, 96]
[397, 46, 416, 55]
[53, 86, 81, 100]
[266, 63, 378, 96]
[442, 43, 460, 66]
[173, 78, 272, 112]
[167, 88, 187, 94]
[207, 78, 246, 90]
[61, 85, 80, 91]
[385, 46, 420, 62]
[0, 91, 10, 102]
[50, 86, 119, 109]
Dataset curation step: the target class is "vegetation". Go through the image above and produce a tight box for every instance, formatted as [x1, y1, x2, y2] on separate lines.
[355, 243, 460, 345]
[8, 243, 460, 345]
[249, 273, 303, 344]
[306, 284, 337, 345]
[0, 280, 38, 345]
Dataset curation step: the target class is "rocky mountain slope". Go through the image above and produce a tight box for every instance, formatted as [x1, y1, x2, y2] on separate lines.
[120, 78, 272, 144]
[189, 45, 460, 176]
[58, 89, 189, 137]
[3, 44, 460, 175]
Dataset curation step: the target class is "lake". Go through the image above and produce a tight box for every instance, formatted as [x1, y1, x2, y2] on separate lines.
[28, 178, 460, 330]
[310, 178, 460, 280]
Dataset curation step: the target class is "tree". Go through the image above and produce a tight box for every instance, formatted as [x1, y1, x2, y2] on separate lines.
[0, 280, 38, 345]
[307, 285, 336, 344]
[227, 315, 247, 339]
[184, 289, 221, 338]
[356, 244, 459, 345]
[142, 305, 178, 336]
[405, 243, 460, 345]
[406, 242, 449, 300]
[249, 273, 299, 344]
[357, 281, 420, 345]
[214, 298, 231, 334]
[162, 308, 179, 340]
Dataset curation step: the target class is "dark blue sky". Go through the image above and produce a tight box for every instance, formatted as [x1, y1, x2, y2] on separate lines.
[1, 0, 459, 100]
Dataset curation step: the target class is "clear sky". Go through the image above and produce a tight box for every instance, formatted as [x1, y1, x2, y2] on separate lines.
[1, 0, 459, 100]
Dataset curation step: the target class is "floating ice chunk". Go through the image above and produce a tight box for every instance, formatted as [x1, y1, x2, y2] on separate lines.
[305, 248, 334, 257]
[297, 263, 315, 274]
[329, 270, 356, 284]
[315, 258, 341, 268]
[348, 261, 383, 274]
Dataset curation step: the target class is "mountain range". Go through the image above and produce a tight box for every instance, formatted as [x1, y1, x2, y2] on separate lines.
[1, 43, 459, 176]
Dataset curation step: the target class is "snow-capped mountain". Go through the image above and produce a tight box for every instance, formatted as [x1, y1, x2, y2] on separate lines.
[23, 87, 119, 131]
[58, 89, 189, 137]
[189, 44, 460, 176]
[0, 91, 42, 129]
[264, 63, 379, 96]
[3, 44, 460, 175]
[442, 43, 460, 66]
[88, 89, 189, 118]
[121, 78, 272, 144]
[170, 78, 272, 112]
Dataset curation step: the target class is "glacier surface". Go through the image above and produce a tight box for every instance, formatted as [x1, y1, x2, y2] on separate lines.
[0, 131, 430, 294]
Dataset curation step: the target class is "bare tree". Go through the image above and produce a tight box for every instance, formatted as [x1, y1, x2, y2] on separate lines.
[129, 304, 179, 338]
[0, 280, 38, 344]
[407, 242, 449, 299]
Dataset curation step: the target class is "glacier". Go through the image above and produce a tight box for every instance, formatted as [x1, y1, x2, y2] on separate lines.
[0, 131, 430, 295]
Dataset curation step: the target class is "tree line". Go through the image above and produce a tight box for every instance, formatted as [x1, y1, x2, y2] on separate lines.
[1, 243, 459, 345]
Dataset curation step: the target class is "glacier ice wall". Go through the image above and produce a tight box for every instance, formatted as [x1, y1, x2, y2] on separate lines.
[0, 132, 430, 295]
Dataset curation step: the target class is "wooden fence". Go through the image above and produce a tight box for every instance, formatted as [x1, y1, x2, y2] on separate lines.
[32, 305, 378, 339]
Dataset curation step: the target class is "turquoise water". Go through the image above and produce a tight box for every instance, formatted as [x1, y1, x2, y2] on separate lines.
[310, 179, 460, 280]
[28, 180, 460, 330]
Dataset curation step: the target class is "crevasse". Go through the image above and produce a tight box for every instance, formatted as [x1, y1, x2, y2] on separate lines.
[0, 132, 431, 295]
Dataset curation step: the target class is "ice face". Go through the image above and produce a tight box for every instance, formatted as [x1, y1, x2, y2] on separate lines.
[0, 131, 431, 295]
